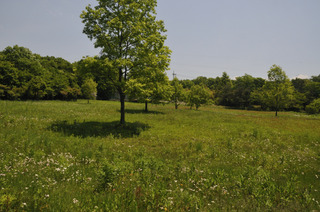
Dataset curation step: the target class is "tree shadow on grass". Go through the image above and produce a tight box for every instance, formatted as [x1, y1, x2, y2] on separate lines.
[49, 120, 150, 138]
[119, 109, 164, 114]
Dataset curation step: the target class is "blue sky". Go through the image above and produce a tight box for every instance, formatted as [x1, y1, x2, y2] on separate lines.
[1, 0, 319, 80]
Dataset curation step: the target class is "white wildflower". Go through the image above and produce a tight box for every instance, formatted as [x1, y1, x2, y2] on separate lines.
[73, 198, 79, 204]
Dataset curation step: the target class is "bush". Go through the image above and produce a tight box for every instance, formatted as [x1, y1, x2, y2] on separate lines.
[306, 98, 320, 114]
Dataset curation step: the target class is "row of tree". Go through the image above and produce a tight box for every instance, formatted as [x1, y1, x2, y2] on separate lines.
[1, 45, 319, 116]
[176, 67, 320, 115]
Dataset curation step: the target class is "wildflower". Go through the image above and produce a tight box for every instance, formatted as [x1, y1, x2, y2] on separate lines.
[73, 198, 79, 204]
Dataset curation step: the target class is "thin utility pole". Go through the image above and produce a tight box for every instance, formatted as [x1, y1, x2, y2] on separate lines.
[173, 71, 177, 79]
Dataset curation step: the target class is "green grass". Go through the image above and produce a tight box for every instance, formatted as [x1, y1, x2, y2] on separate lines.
[0, 100, 319, 211]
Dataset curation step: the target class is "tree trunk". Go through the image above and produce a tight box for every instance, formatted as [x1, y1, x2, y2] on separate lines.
[120, 92, 125, 125]
[175, 101, 178, 109]
[275, 110, 278, 116]
[145, 101, 148, 112]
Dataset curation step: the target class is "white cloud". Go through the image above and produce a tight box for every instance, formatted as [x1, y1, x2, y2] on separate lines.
[293, 74, 309, 79]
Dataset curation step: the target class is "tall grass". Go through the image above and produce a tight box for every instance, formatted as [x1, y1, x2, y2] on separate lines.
[0, 100, 319, 211]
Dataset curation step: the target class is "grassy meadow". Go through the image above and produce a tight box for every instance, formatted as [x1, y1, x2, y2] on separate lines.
[0, 100, 319, 211]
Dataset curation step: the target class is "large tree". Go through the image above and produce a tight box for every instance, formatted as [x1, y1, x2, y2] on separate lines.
[81, 0, 171, 124]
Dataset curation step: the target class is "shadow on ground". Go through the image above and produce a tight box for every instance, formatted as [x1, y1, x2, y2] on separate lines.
[49, 120, 150, 138]
[119, 109, 164, 114]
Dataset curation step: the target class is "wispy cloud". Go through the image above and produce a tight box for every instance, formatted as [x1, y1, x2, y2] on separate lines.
[293, 74, 309, 79]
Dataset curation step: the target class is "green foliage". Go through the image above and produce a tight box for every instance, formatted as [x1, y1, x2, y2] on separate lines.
[81, 78, 97, 103]
[252, 65, 295, 116]
[213, 72, 234, 106]
[0, 45, 80, 100]
[26, 76, 47, 99]
[180, 79, 194, 89]
[126, 69, 172, 111]
[232, 74, 265, 108]
[96, 162, 116, 191]
[267, 64, 287, 82]
[187, 85, 211, 109]
[60, 86, 81, 101]
[305, 81, 320, 103]
[311, 74, 320, 82]
[306, 98, 320, 114]
[75, 56, 116, 100]
[81, 0, 171, 124]
[171, 77, 184, 109]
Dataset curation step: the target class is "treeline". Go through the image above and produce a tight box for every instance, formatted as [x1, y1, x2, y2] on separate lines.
[0, 45, 81, 100]
[0, 45, 112, 101]
[1, 45, 320, 114]
[176, 69, 320, 114]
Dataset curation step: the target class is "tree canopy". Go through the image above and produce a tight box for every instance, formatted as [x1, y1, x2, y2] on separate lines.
[251, 65, 295, 116]
[0, 45, 80, 100]
[81, 0, 171, 124]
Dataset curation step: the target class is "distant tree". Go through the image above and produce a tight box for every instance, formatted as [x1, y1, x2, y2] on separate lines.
[251, 65, 295, 116]
[253, 77, 266, 88]
[311, 74, 320, 82]
[193, 76, 208, 86]
[291, 78, 308, 93]
[304, 81, 320, 104]
[126, 73, 171, 112]
[60, 86, 81, 101]
[214, 72, 233, 106]
[171, 77, 184, 109]
[290, 91, 308, 111]
[215, 72, 232, 90]
[75, 56, 116, 100]
[0, 45, 80, 100]
[306, 98, 320, 114]
[232, 74, 256, 108]
[81, 0, 171, 125]
[81, 78, 97, 103]
[0, 58, 20, 99]
[180, 79, 194, 89]
[207, 77, 216, 90]
[26, 76, 47, 99]
[187, 85, 211, 110]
